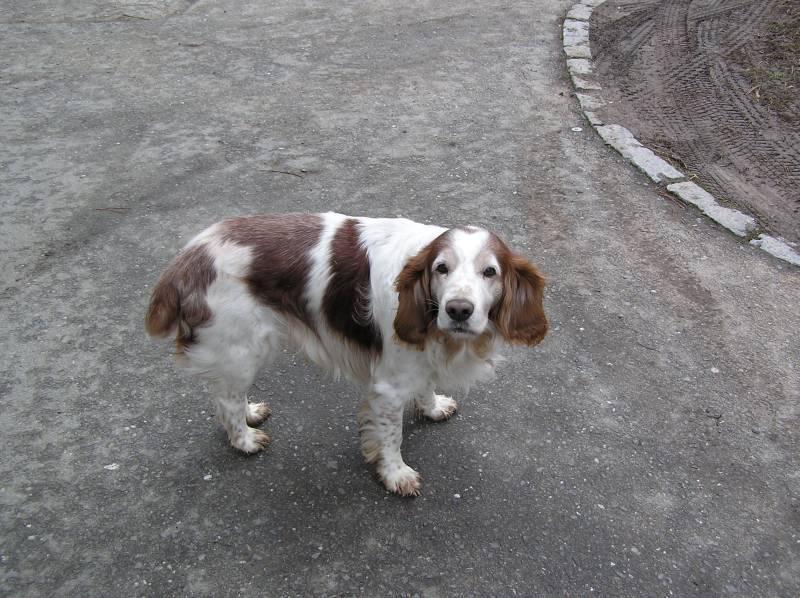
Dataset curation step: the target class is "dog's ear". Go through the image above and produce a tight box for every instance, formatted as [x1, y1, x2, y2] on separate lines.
[394, 247, 436, 348]
[491, 255, 548, 346]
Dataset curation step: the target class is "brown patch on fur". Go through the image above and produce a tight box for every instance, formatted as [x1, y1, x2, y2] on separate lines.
[145, 244, 217, 352]
[393, 231, 451, 348]
[323, 219, 383, 354]
[488, 235, 548, 346]
[220, 214, 323, 329]
[430, 329, 495, 361]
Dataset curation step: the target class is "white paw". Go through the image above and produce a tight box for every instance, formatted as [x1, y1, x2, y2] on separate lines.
[231, 428, 270, 454]
[421, 394, 458, 421]
[379, 463, 421, 497]
[245, 402, 271, 426]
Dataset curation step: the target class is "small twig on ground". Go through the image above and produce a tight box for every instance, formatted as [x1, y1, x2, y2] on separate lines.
[260, 169, 304, 178]
[656, 186, 685, 208]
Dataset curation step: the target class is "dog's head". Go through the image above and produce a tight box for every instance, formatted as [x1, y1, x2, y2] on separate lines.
[393, 227, 548, 348]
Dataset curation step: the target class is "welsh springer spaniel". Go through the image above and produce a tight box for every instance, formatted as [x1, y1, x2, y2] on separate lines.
[146, 213, 547, 496]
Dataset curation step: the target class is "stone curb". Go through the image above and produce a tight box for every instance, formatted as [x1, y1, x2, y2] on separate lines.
[562, 0, 800, 267]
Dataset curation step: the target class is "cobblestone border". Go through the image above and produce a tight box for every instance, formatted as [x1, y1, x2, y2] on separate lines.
[563, 0, 800, 267]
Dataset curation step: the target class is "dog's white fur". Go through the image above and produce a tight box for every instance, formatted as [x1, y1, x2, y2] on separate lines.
[146, 213, 547, 496]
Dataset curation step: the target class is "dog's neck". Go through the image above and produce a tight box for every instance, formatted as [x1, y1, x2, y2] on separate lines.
[429, 329, 497, 361]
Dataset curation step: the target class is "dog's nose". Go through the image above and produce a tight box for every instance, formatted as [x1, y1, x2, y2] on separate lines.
[445, 299, 474, 322]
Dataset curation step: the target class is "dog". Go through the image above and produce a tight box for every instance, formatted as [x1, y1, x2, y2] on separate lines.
[145, 212, 547, 496]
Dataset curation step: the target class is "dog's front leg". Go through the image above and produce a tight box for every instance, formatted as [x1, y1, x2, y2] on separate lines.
[357, 384, 420, 497]
[415, 386, 458, 421]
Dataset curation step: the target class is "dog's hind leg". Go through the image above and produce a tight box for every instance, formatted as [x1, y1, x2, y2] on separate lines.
[183, 282, 284, 454]
[207, 323, 283, 454]
[207, 332, 280, 453]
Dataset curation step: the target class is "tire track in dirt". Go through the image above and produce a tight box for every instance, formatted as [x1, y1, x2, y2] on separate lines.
[591, 0, 800, 241]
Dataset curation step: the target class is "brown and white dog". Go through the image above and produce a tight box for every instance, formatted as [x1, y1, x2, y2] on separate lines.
[146, 213, 547, 496]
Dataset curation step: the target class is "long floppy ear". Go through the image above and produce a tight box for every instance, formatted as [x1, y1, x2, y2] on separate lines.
[393, 248, 436, 348]
[492, 255, 548, 346]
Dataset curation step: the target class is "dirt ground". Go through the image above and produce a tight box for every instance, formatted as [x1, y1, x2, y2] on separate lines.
[591, 0, 800, 243]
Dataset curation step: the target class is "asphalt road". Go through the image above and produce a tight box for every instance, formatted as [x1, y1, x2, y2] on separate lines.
[1, 0, 798, 595]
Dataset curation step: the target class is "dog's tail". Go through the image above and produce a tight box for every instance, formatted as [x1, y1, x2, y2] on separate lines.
[145, 244, 216, 350]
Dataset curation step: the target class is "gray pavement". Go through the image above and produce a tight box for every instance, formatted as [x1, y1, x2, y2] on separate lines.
[1, 1, 799, 596]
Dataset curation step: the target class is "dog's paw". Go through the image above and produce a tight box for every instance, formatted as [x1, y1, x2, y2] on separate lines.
[232, 428, 271, 454]
[420, 394, 458, 421]
[245, 402, 272, 427]
[380, 463, 421, 497]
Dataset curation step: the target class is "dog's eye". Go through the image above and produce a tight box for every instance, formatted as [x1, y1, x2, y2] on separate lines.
[483, 266, 497, 278]
[435, 263, 449, 275]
